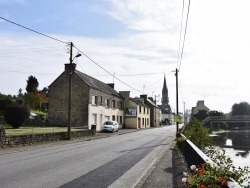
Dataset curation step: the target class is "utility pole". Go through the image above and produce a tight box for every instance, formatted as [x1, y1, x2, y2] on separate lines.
[175, 68, 179, 132]
[67, 42, 73, 140]
[155, 95, 156, 127]
[183, 102, 186, 125]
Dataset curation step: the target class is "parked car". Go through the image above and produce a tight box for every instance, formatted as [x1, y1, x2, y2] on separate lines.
[101, 121, 119, 133]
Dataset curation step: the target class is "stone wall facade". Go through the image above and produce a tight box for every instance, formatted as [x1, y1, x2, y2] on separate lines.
[48, 70, 89, 127]
[0, 127, 95, 148]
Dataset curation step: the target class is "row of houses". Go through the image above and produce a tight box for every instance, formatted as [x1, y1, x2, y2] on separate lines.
[47, 63, 161, 131]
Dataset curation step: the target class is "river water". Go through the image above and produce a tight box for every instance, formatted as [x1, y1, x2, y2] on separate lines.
[212, 130, 250, 186]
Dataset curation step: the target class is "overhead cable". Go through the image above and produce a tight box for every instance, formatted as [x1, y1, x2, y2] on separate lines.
[74, 45, 143, 93]
[0, 17, 67, 44]
[178, 0, 191, 72]
[177, 0, 185, 68]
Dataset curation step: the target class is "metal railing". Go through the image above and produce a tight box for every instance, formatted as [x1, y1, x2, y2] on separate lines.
[203, 115, 250, 125]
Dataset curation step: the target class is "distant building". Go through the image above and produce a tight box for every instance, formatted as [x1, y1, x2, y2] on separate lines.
[191, 100, 210, 115]
[140, 94, 161, 127]
[119, 91, 150, 129]
[160, 75, 174, 124]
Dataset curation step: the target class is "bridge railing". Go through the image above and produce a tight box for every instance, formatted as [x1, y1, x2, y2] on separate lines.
[202, 115, 250, 125]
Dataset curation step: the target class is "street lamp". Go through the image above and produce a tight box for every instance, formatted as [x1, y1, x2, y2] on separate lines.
[68, 42, 81, 140]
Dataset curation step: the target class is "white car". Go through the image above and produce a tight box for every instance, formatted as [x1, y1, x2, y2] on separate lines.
[101, 121, 119, 133]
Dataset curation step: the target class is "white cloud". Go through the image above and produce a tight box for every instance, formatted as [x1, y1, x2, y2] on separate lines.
[1, 0, 250, 113]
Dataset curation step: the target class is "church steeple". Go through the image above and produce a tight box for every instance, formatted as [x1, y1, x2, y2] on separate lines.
[161, 74, 171, 114]
[162, 75, 168, 93]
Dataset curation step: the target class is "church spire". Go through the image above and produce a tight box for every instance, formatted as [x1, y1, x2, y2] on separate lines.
[162, 74, 168, 92]
[161, 74, 171, 113]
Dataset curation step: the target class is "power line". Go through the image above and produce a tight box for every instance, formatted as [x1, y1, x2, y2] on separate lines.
[177, 0, 185, 68]
[178, 0, 191, 72]
[73, 45, 143, 93]
[0, 17, 67, 44]
[0, 69, 57, 75]
[93, 72, 166, 77]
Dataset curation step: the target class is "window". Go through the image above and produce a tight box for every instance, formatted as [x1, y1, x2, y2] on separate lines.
[92, 95, 98, 105]
[112, 100, 116, 108]
[139, 106, 142, 113]
[105, 99, 110, 107]
[100, 96, 103, 104]
[112, 115, 115, 121]
[144, 107, 145, 114]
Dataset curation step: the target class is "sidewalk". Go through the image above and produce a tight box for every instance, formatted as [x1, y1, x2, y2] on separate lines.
[136, 142, 187, 188]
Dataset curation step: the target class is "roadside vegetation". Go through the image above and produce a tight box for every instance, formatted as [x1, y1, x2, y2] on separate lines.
[178, 117, 250, 188]
[0, 75, 83, 136]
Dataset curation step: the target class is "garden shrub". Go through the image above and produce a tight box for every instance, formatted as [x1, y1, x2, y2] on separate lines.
[4, 103, 30, 129]
[183, 118, 212, 149]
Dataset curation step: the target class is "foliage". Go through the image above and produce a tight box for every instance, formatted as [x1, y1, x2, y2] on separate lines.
[182, 163, 230, 187]
[183, 118, 212, 149]
[181, 121, 249, 187]
[208, 110, 224, 116]
[182, 147, 250, 187]
[4, 103, 30, 129]
[231, 101, 250, 115]
[176, 136, 186, 149]
[204, 147, 250, 185]
[0, 93, 13, 111]
[26, 75, 39, 93]
[193, 110, 209, 121]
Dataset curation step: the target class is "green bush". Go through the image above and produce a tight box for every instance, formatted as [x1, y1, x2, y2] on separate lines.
[4, 103, 30, 129]
[183, 118, 212, 149]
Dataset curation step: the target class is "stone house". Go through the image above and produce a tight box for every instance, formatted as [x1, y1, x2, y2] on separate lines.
[48, 63, 124, 130]
[191, 100, 210, 115]
[119, 91, 150, 129]
[140, 95, 161, 127]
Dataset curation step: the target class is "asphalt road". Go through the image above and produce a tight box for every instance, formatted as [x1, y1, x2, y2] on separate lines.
[0, 125, 176, 188]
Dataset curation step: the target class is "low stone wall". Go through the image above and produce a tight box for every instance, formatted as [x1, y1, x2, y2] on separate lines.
[0, 127, 95, 148]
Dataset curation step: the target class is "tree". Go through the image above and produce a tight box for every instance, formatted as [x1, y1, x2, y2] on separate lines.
[24, 92, 39, 109]
[26, 75, 39, 94]
[0, 93, 13, 111]
[231, 102, 250, 115]
[193, 110, 208, 121]
[4, 103, 30, 129]
[37, 90, 48, 111]
[184, 118, 212, 149]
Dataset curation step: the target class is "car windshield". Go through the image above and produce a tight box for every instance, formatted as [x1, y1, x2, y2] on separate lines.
[104, 121, 113, 125]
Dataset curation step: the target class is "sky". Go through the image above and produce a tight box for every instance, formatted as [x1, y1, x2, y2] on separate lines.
[0, 0, 250, 114]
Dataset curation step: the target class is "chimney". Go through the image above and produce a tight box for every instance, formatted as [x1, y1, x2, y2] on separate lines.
[107, 83, 114, 89]
[65, 63, 76, 72]
[140, 95, 147, 101]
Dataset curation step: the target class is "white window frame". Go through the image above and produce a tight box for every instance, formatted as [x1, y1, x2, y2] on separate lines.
[92, 95, 98, 105]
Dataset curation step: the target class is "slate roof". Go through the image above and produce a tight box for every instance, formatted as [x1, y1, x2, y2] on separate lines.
[130, 98, 149, 108]
[75, 70, 122, 98]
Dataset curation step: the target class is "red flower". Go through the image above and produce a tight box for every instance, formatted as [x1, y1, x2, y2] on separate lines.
[197, 185, 206, 188]
[222, 180, 228, 186]
[217, 177, 228, 186]
[217, 177, 223, 183]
